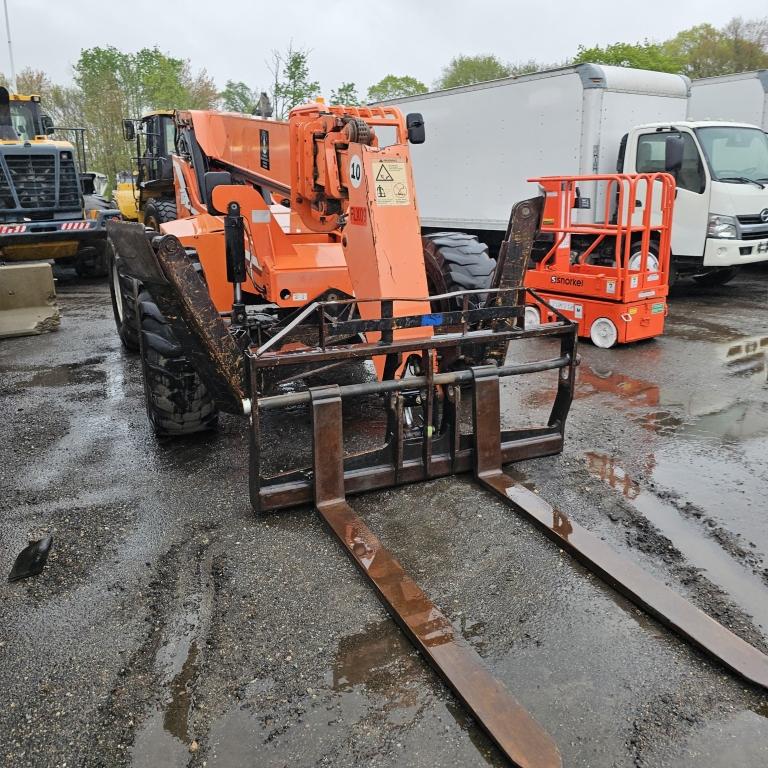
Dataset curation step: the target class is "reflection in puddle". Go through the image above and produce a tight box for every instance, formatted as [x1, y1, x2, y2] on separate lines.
[585, 451, 768, 633]
[723, 335, 768, 379]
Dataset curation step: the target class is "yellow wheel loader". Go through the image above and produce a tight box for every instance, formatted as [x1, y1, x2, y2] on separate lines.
[0, 86, 120, 337]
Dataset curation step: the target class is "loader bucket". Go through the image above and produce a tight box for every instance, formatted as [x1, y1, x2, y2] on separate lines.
[0, 263, 60, 339]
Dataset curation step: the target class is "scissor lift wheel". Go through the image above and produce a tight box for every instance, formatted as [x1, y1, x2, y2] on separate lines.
[590, 317, 618, 348]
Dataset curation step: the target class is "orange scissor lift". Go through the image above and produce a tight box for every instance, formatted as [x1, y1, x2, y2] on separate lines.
[524, 173, 675, 348]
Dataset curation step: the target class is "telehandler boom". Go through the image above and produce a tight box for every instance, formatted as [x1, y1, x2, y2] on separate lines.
[108, 102, 768, 768]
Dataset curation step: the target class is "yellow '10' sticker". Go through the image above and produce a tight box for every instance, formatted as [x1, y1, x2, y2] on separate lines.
[371, 160, 410, 206]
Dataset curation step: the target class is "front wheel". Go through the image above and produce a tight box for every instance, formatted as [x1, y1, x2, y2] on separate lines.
[143, 198, 178, 231]
[137, 289, 218, 437]
[108, 243, 140, 352]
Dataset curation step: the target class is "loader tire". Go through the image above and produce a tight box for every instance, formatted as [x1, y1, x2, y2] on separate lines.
[422, 232, 496, 312]
[108, 242, 140, 352]
[143, 198, 177, 231]
[74, 245, 109, 278]
[137, 289, 218, 437]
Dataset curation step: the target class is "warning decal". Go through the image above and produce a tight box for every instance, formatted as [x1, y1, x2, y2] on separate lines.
[371, 160, 410, 206]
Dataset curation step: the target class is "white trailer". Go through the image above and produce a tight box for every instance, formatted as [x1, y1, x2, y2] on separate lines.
[689, 70, 768, 129]
[380, 64, 768, 282]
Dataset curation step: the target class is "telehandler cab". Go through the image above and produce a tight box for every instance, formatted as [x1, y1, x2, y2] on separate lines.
[108, 103, 768, 768]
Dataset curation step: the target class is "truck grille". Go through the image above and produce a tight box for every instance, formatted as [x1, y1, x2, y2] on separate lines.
[0, 164, 13, 209]
[58, 155, 81, 209]
[5, 153, 56, 209]
[0, 152, 82, 216]
[737, 214, 767, 225]
[737, 214, 768, 241]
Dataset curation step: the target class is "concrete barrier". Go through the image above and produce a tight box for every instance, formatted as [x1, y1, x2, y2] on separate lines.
[0, 263, 61, 339]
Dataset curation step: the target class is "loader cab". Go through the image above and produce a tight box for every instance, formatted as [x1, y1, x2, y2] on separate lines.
[136, 111, 175, 188]
[0, 88, 53, 142]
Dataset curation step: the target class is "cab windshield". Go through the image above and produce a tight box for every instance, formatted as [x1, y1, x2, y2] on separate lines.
[696, 126, 768, 185]
[9, 101, 41, 141]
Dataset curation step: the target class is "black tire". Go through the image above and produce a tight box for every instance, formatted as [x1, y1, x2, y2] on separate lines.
[74, 243, 109, 278]
[108, 241, 140, 352]
[693, 266, 740, 286]
[143, 198, 177, 231]
[422, 232, 496, 311]
[137, 289, 218, 437]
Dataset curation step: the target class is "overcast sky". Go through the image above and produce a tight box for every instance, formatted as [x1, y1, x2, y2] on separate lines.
[4, 0, 768, 96]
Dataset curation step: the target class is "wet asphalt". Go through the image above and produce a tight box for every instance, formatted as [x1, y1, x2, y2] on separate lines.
[1, 270, 768, 767]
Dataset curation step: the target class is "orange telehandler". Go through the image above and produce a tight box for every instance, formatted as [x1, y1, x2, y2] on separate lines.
[107, 104, 768, 768]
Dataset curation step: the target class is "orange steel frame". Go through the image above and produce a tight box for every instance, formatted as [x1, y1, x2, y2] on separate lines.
[159, 105, 431, 348]
[524, 173, 675, 345]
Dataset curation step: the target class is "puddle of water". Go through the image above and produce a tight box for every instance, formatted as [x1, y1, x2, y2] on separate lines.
[584, 451, 768, 632]
[131, 708, 190, 768]
[675, 400, 768, 444]
[205, 619, 498, 767]
[671, 709, 768, 767]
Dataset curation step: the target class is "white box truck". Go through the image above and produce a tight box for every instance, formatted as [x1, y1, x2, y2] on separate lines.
[380, 64, 768, 284]
[689, 70, 768, 129]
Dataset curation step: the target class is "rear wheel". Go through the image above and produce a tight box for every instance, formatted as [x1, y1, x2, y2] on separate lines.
[137, 289, 218, 437]
[143, 198, 177, 231]
[74, 245, 109, 278]
[423, 231, 497, 369]
[693, 266, 740, 286]
[422, 232, 496, 311]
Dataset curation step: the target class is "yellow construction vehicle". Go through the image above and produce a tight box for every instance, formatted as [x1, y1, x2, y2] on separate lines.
[0, 87, 120, 275]
[0, 86, 121, 337]
[116, 110, 177, 227]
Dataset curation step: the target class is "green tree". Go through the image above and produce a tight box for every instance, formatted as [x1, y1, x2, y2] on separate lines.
[269, 45, 320, 119]
[573, 41, 681, 72]
[73, 46, 217, 189]
[367, 75, 428, 102]
[330, 81, 360, 106]
[0, 67, 52, 96]
[508, 60, 550, 76]
[663, 19, 768, 77]
[437, 54, 512, 89]
[220, 80, 259, 113]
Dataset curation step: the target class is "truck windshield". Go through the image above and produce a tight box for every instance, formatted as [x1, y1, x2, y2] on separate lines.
[9, 101, 40, 141]
[695, 126, 768, 184]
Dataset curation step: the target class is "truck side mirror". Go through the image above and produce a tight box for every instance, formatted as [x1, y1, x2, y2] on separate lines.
[40, 114, 55, 135]
[80, 172, 96, 196]
[204, 171, 232, 215]
[664, 134, 684, 175]
[122, 119, 136, 142]
[406, 113, 425, 145]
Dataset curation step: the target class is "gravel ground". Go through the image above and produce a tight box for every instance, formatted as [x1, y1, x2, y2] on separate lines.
[1, 270, 768, 767]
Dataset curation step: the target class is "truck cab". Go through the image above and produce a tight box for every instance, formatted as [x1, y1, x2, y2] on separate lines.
[621, 121, 768, 280]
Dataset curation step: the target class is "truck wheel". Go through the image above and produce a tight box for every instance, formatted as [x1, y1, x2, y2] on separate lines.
[108, 243, 140, 352]
[422, 232, 496, 311]
[137, 289, 218, 437]
[143, 198, 178, 231]
[74, 245, 109, 278]
[693, 267, 739, 286]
